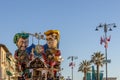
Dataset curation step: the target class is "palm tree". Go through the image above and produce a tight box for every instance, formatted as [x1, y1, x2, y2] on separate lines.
[78, 60, 91, 80]
[91, 51, 105, 80]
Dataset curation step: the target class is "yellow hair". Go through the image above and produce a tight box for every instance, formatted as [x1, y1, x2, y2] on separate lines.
[44, 30, 60, 41]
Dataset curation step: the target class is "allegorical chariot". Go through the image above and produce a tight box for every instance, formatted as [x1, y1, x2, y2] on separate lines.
[13, 30, 63, 80]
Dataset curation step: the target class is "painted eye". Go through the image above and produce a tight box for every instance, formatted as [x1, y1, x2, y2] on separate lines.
[46, 38, 53, 41]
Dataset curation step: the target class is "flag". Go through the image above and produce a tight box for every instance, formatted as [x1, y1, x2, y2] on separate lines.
[100, 37, 104, 45]
[104, 36, 111, 48]
[69, 62, 75, 67]
[100, 36, 111, 48]
[107, 35, 111, 41]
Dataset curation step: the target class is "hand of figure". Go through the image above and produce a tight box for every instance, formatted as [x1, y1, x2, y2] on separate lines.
[20, 55, 24, 60]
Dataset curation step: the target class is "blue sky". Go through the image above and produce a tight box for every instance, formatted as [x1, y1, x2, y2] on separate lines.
[0, 0, 120, 80]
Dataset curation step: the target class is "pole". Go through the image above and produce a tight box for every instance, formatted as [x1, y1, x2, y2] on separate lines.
[71, 56, 73, 80]
[72, 66, 73, 80]
[105, 46, 108, 80]
[96, 23, 117, 80]
[68, 56, 78, 80]
[104, 25, 108, 80]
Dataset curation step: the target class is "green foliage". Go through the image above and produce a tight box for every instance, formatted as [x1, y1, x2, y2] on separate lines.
[78, 60, 91, 73]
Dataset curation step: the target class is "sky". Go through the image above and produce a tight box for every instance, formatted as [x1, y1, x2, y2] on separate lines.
[0, 0, 120, 80]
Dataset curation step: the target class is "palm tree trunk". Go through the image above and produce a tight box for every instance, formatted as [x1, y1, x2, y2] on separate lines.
[97, 65, 100, 80]
[84, 72, 86, 80]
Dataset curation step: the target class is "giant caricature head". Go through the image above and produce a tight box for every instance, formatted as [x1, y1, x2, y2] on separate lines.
[13, 33, 29, 51]
[44, 30, 60, 49]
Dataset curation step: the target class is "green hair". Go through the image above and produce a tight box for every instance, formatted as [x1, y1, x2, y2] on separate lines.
[13, 33, 29, 44]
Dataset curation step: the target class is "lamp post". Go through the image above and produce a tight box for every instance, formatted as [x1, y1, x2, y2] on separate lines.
[23, 32, 45, 44]
[67, 56, 78, 80]
[95, 23, 117, 80]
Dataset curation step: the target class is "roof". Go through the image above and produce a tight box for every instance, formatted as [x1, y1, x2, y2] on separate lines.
[0, 44, 12, 55]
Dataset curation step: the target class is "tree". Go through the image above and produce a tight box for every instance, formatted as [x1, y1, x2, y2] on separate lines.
[78, 60, 91, 80]
[91, 51, 105, 80]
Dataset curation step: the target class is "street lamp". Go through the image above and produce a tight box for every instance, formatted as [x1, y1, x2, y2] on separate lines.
[67, 56, 78, 80]
[95, 23, 117, 80]
[23, 32, 45, 44]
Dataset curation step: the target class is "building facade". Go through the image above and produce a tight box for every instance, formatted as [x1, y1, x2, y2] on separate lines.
[0, 44, 15, 80]
[0, 44, 8, 80]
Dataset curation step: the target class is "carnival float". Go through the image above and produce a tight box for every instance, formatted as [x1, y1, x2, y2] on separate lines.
[13, 30, 63, 80]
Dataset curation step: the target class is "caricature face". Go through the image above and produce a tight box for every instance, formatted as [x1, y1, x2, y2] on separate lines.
[46, 33, 58, 49]
[17, 38, 29, 51]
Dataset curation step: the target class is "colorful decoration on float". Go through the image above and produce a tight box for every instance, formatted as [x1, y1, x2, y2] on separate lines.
[13, 30, 63, 80]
